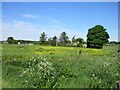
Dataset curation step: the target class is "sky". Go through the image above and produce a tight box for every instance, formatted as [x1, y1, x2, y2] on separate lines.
[2, 2, 118, 41]
[2, 0, 120, 2]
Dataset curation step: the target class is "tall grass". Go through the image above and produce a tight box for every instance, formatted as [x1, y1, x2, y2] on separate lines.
[2, 44, 120, 88]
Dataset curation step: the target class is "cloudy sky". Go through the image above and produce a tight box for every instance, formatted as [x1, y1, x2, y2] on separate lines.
[2, 2, 118, 41]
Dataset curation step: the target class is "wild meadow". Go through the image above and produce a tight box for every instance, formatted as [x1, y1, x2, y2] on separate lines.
[1, 43, 120, 88]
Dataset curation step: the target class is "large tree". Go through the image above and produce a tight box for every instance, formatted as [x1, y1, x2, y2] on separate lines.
[86, 25, 109, 49]
[39, 32, 47, 45]
[59, 31, 69, 46]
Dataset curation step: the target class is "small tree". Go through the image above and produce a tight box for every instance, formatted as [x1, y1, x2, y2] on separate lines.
[7, 37, 14, 44]
[76, 38, 84, 43]
[51, 36, 58, 46]
[59, 31, 69, 46]
[76, 38, 84, 47]
[86, 25, 109, 49]
[39, 32, 47, 45]
[48, 37, 52, 45]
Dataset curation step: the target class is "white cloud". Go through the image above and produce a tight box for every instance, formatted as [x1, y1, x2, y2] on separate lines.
[22, 14, 36, 18]
[2, 19, 86, 41]
[2, 20, 41, 40]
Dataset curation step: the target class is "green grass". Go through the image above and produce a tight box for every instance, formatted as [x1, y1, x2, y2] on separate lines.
[2, 44, 120, 88]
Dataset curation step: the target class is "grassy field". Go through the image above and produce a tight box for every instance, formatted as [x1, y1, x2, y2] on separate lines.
[1, 44, 120, 88]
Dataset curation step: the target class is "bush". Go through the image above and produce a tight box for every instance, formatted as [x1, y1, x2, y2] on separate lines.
[76, 43, 82, 47]
[20, 56, 57, 88]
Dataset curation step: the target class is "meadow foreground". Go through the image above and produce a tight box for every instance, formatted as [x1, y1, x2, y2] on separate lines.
[2, 44, 120, 88]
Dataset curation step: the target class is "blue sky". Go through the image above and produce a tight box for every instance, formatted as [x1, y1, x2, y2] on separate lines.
[2, 2, 118, 41]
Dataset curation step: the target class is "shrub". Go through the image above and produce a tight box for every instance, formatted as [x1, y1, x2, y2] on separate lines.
[76, 43, 82, 47]
[20, 56, 57, 88]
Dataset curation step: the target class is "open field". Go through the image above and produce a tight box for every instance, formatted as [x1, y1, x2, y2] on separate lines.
[1, 44, 120, 88]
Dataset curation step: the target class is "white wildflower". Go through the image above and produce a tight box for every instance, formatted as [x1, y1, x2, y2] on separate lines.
[20, 74, 23, 77]
[92, 73, 95, 77]
[116, 72, 119, 76]
[98, 79, 101, 83]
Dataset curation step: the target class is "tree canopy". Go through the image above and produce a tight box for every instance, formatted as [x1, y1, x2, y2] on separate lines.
[59, 31, 69, 46]
[76, 38, 84, 43]
[86, 25, 109, 49]
[39, 32, 47, 45]
[49, 36, 58, 46]
[7, 37, 14, 44]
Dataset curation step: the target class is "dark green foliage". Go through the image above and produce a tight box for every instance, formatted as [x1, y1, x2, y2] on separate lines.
[33, 41, 39, 45]
[59, 31, 69, 46]
[48, 36, 58, 46]
[18, 40, 25, 44]
[78, 49, 81, 55]
[76, 38, 84, 44]
[76, 43, 82, 47]
[76, 38, 84, 47]
[86, 25, 109, 49]
[7, 37, 14, 44]
[17, 40, 37, 45]
[39, 32, 47, 45]
[48, 37, 52, 45]
[51, 36, 58, 46]
[108, 41, 120, 46]
[6, 37, 37, 45]
[13, 40, 18, 44]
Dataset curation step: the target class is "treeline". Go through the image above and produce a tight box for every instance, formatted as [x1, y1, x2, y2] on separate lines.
[5, 31, 85, 47]
[2, 25, 119, 49]
[39, 32, 85, 47]
[4, 37, 39, 45]
[108, 41, 120, 45]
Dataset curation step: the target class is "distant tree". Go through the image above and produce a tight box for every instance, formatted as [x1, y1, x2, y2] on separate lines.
[76, 38, 84, 47]
[51, 36, 58, 46]
[13, 40, 18, 44]
[86, 25, 109, 49]
[39, 32, 47, 45]
[59, 31, 69, 46]
[76, 38, 84, 43]
[18, 40, 25, 44]
[48, 37, 52, 45]
[7, 37, 14, 44]
[109, 41, 118, 45]
[34, 41, 39, 45]
[67, 40, 71, 44]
